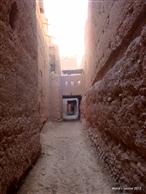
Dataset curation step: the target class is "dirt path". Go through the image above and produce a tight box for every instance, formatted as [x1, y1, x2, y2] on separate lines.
[17, 121, 115, 194]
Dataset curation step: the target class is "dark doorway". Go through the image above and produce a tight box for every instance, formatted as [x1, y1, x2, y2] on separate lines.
[67, 100, 77, 115]
[63, 95, 82, 120]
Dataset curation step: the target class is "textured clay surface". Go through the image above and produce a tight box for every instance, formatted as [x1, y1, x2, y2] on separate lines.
[82, 27, 146, 193]
[82, 0, 146, 193]
[84, 0, 146, 88]
[0, 1, 42, 193]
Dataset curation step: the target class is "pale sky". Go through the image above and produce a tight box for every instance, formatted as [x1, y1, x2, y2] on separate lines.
[44, 0, 88, 65]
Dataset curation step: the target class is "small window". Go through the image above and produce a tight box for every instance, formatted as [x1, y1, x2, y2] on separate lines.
[40, 8, 44, 13]
[40, 70, 42, 77]
[71, 81, 74, 86]
[65, 81, 68, 87]
[77, 80, 81, 85]
[50, 64, 55, 72]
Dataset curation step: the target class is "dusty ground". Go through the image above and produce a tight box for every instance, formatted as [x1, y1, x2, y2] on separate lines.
[17, 121, 116, 194]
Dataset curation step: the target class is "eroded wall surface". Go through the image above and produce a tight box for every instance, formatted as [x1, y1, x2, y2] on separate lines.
[49, 44, 62, 121]
[37, 3, 50, 124]
[0, 0, 49, 193]
[61, 74, 85, 96]
[49, 73, 62, 121]
[82, 0, 146, 192]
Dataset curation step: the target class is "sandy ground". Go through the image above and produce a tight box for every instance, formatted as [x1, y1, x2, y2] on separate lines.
[17, 121, 116, 194]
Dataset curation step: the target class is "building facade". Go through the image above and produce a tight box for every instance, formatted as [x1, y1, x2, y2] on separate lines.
[61, 69, 85, 120]
[48, 38, 62, 121]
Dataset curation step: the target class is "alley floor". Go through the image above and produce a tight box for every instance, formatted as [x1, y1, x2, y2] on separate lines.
[17, 121, 115, 194]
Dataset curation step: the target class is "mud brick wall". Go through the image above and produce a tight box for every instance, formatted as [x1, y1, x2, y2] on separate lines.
[84, 0, 146, 87]
[0, 0, 46, 193]
[37, 4, 50, 124]
[48, 44, 62, 121]
[82, 0, 146, 192]
[49, 73, 62, 121]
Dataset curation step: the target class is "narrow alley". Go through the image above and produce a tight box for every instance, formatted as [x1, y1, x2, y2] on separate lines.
[0, 0, 146, 193]
[17, 121, 114, 194]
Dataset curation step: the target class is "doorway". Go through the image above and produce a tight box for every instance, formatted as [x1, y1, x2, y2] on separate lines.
[62, 96, 81, 120]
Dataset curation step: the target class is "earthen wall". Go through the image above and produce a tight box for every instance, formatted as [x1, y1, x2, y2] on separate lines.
[0, 0, 50, 193]
[82, 0, 146, 192]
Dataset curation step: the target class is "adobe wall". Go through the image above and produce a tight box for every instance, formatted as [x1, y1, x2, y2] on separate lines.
[84, 0, 146, 88]
[36, 3, 50, 124]
[0, 0, 49, 193]
[61, 74, 85, 96]
[49, 73, 62, 121]
[48, 44, 62, 121]
[82, 0, 146, 192]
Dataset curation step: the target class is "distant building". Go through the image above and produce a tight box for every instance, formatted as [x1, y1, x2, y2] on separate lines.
[61, 56, 78, 70]
[48, 38, 62, 121]
[61, 69, 85, 120]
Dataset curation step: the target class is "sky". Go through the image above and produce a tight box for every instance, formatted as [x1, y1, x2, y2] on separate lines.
[44, 0, 88, 65]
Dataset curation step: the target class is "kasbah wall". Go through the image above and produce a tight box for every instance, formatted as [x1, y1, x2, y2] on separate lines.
[48, 42, 62, 121]
[0, 0, 58, 193]
[37, 1, 50, 125]
[82, 0, 146, 192]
